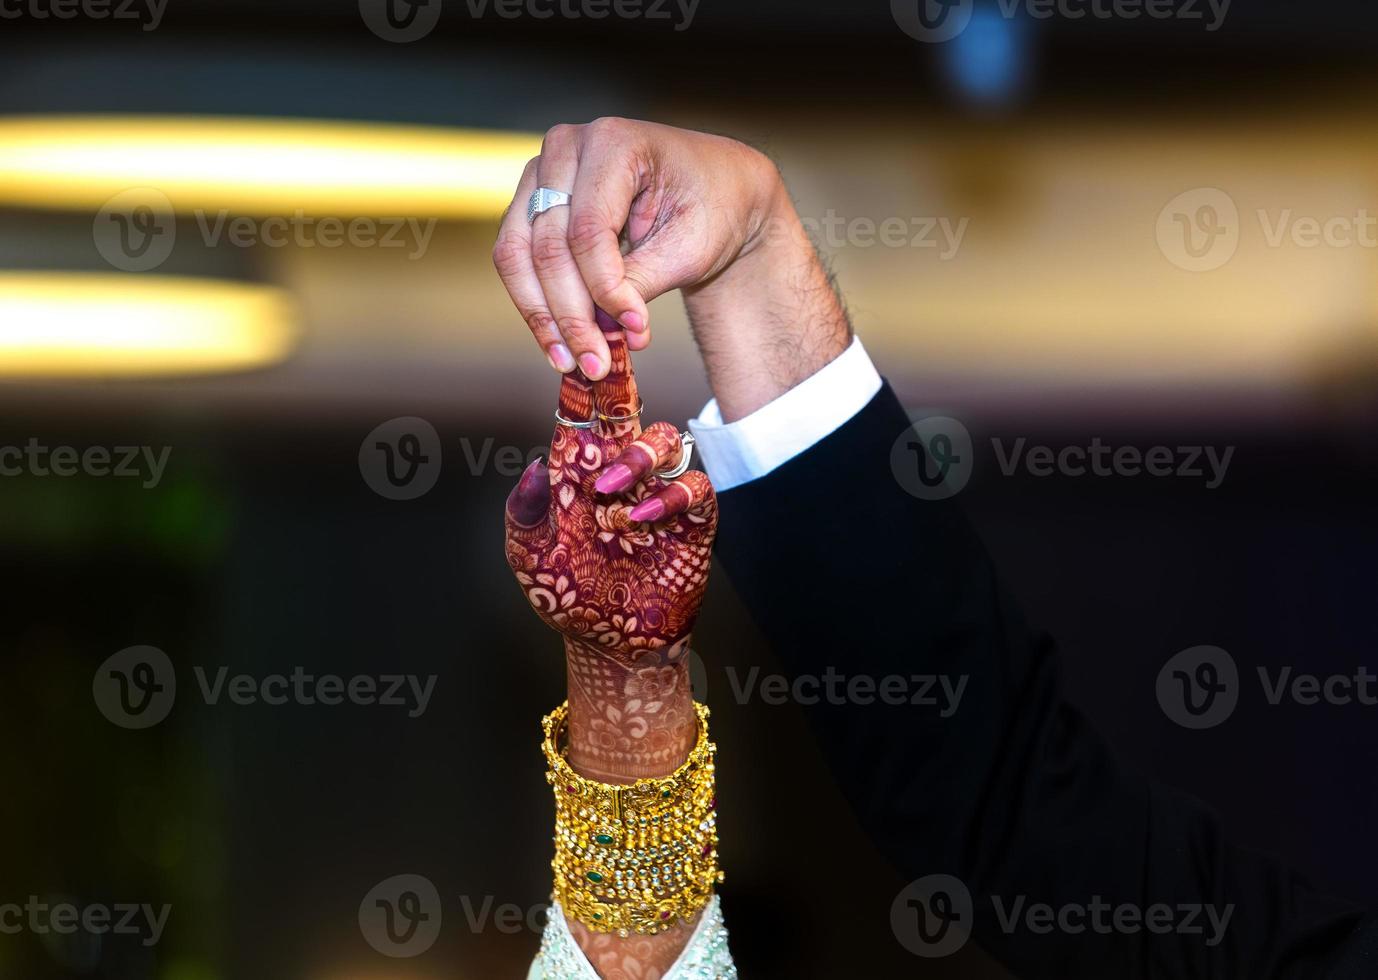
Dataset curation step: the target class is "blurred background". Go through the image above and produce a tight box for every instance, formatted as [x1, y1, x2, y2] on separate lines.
[2, 0, 1377, 977]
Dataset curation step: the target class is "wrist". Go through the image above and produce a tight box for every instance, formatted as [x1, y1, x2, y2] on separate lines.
[548, 644, 714, 970]
[563, 638, 697, 784]
[683, 172, 852, 422]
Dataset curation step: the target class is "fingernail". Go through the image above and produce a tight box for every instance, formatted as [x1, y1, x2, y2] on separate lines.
[629, 498, 665, 522]
[594, 308, 620, 333]
[547, 344, 575, 373]
[596, 463, 634, 494]
[578, 352, 605, 378]
[506, 457, 551, 526]
[620, 311, 646, 332]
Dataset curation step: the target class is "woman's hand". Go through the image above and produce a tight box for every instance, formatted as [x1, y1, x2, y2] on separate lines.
[498, 126, 756, 977]
[504, 311, 718, 783]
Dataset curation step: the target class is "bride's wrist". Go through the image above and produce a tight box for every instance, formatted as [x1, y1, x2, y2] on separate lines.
[550, 640, 715, 970]
[562, 637, 698, 784]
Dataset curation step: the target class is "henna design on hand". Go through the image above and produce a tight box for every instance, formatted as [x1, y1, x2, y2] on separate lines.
[505, 308, 719, 782]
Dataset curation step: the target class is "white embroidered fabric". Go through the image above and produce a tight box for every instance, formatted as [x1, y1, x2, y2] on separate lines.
[527, 896, 737, 980]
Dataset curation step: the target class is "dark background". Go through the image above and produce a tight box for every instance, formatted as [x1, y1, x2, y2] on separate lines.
[3, 1, 1378, 977]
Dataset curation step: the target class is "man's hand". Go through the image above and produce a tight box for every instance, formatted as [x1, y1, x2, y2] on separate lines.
[493, 118, 852, 421]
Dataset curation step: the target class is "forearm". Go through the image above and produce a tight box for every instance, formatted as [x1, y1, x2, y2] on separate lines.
[710, 383, 1371, 977]
[564, 638, 696, 783]
[683, 176, 853, 423]
[562, 638, 702, 974]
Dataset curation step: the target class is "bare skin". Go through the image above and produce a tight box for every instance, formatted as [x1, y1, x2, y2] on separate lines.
[505, 313, 716, 976]
[491, 118, 853, 420]
[496, 119, 853, 977]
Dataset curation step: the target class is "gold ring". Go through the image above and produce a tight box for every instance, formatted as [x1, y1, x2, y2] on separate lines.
[597, 398, 644, 424]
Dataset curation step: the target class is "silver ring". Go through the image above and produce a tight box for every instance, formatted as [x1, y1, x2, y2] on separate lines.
[655, 432, 696, 480]
[554, 407, 598, 429]
[528, 187, 571, 223]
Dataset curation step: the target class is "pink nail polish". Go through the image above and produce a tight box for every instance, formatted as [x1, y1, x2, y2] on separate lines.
[629, 498, 665, 522]
[506, 457, 551, 526]
[578, 352, 605, 378]
[547, 344, 575, 373]
[620, 311, 646, 332]
[596, 464, 634, 494]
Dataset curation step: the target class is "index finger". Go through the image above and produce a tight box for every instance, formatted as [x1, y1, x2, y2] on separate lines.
[591, 307, 641, 443]
[568, 134, 652, 345]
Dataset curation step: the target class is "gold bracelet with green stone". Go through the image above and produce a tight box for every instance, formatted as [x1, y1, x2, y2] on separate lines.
[541, 700, 722, 935]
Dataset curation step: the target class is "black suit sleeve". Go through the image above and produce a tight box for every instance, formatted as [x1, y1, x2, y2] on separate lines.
[711, 381, 1373, 979]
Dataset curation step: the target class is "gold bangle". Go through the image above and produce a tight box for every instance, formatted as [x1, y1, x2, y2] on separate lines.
[541, 701, 722, 935]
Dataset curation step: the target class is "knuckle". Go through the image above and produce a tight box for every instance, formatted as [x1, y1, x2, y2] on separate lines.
[525, 311, 556, 337]
[491, 235, 526, 275]
[542, 123, 578, 151]
[623, 265, 653, 297]
[584, 270, 624, 303]
[745, 144, 783, 189]
[530, 231, 571, 270]
[555, 315, 594, 341]
[682, 471, 713, 498]
[567, 209, 607, 254]
[588, 115, 629, 139]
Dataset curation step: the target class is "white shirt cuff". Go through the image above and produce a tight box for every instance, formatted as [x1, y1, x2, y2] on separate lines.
[687, 336, 881, 492]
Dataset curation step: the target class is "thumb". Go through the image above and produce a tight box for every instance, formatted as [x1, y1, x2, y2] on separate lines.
[621, 206, 716, 310]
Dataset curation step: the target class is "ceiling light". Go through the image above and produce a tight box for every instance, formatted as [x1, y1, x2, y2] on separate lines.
[0, 116, 541, 218]
[0, 272, 297, 377]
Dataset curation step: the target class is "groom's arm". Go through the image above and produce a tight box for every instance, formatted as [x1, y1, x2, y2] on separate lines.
[488, 116, 1374, 976]
[688, 335, 1374, 978]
